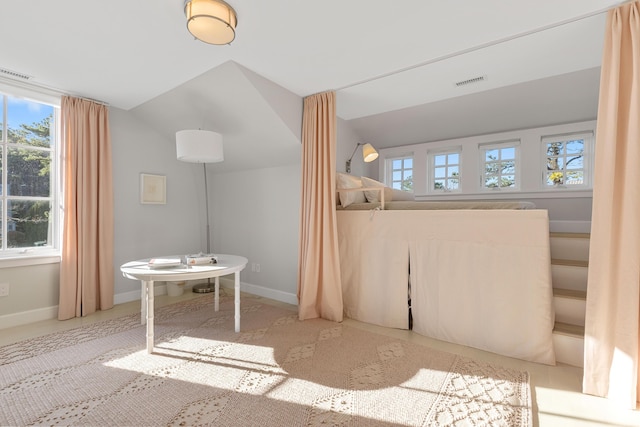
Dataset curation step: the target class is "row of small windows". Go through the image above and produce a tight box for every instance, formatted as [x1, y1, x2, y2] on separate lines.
[386, 132, 591, 194]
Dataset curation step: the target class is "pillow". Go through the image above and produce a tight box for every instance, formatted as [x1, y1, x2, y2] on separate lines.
[336, 173, 366, 207]
[360, 176, 393, 203]
[392, 188, 415, 201]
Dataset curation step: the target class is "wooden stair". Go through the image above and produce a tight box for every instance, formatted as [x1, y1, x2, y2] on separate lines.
[550, 232, 589, 367]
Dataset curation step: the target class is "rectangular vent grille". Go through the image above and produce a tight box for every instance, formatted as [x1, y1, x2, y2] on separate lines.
[0, 67, 32, 80]
[455, 75, 486, 87]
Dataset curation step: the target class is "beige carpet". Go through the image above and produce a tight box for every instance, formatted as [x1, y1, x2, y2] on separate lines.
[0, 295, 531, 426]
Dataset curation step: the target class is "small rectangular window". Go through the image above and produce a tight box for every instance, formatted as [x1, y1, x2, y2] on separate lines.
[542, 132, 592, 188]
[428, 149, 461, 192]
[480, 140, 520, 190]
[386, 156, 413, 191]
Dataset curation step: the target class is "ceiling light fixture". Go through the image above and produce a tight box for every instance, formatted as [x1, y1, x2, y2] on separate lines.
[184, 0, 238, 45]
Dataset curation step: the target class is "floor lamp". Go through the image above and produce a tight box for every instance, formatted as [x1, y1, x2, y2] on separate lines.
[176, 129, 224, 293]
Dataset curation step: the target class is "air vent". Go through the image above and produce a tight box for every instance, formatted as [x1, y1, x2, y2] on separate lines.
[455, 75, 486, 87]
[0, 67, 32, 81]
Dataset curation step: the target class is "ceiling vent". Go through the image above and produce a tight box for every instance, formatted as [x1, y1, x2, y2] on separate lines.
[455, 75, 486, 87]
[0, 67, 33, 81]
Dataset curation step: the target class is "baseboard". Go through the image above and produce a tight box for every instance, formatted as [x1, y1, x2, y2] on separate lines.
[114, 284, 169, 305]
[0, 305, 59, 330]
[1, 281, 296, 330]
[549, 220, 591, 234]
[116, 279, 297, 306]
[219, 277, 298, 306]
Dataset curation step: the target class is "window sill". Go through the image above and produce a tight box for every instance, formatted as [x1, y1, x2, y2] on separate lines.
[0, 253, 61, 268]
[416, 189, 593, 201]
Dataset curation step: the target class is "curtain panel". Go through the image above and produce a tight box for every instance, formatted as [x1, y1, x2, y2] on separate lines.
[297, 91, 343, 322]
[583, 1, 640, 409]
[58, 96, 115, 320]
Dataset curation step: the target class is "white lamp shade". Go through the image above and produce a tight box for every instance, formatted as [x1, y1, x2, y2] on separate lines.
[185, 0, 237, 45]
[362, 143, 379, 162]
[176, 130, 224, 163]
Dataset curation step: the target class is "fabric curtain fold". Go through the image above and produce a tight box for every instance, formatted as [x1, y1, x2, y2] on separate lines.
[58, 96, 114, 320]
[583, 1, 640, 409]
[297, 91, 343, 322]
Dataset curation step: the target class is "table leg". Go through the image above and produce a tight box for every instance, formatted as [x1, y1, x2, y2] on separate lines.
[214, 276, 220, 312]
[140, 283, 147, 325]
[235, 271, 240, 332]
[143, 280, 154, 354]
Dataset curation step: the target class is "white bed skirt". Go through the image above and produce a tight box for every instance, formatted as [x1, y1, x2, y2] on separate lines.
[337, 209, 556, 365]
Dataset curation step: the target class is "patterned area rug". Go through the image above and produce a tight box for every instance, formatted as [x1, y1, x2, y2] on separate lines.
[0, 296, 531, 426]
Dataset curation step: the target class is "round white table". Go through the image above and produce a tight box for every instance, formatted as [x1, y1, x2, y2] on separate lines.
[120, 254, 248, 353]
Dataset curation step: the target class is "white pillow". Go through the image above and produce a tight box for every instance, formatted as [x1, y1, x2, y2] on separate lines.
[360, 176, 393, 203]
[337, 173, 366, 207]
[392, 188, 415, 201]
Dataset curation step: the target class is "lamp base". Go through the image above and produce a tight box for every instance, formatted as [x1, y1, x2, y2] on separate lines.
[192, 283, 215, 293]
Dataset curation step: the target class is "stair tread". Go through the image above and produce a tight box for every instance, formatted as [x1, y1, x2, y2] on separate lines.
[550, 232, 590, 239]
[554, 321, 585, 337]
[553, 288, 587, 300]
[552, 258, 589, 267]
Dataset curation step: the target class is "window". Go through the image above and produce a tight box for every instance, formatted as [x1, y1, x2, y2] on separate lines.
[429, 149, 461, 192]
[480, 141, 519, 190]
[387, 156, 413, 191]
[1, 92, 59, 257]
[542, 132, 591, 188]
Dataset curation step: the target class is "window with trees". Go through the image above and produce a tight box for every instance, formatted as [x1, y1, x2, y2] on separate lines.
[387, 156, 413, 191]
[542, 132, 591, 188]
[429, 149, 461, 192]
[480, 141, 519, 190]
[1, 93, 58, 256]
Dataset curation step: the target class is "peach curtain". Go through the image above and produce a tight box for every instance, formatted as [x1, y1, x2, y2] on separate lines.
[297, 91, 343, 321]
[58, 96, 114, 320]
[583, 1, 640, 409]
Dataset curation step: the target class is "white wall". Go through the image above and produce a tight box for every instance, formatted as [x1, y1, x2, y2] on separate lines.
[0, 262, 60, 325]
[210, 164, 301, 303]
[112, 108, 302, 304]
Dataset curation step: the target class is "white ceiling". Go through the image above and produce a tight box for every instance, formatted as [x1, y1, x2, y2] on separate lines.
[0, 0, 625, 169]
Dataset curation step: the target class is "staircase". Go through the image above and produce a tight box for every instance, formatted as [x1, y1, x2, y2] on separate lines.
[550, 232, 589, 367]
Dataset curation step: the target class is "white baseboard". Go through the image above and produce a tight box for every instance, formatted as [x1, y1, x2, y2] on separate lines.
[549, 220, 592, 234]
[1, 281, 296, 330]
[114, 284, 169, 305]
[0, 305, 59, 330]
[115, 279, 297, 306]
[219, 277, 298, 306]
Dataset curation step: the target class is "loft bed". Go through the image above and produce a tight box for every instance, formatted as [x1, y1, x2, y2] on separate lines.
[335, 175, 556, 365]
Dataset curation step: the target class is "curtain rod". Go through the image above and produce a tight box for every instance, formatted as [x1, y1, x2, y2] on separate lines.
[335, 1, 632, 93]
[0, 74, 109, 106]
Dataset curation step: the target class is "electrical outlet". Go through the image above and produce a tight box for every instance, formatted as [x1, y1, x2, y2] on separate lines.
[0, 283, 9, 297]
[255, 263, 260, 273]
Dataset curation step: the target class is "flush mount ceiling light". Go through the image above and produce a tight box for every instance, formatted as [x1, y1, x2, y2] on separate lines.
[184, 0, 238, 45]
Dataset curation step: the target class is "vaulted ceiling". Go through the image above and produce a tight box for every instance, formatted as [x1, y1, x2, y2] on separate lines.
[0, 1, 625, 170]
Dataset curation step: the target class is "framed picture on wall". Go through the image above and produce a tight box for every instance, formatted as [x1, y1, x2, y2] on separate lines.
[140, 173, 166, 204]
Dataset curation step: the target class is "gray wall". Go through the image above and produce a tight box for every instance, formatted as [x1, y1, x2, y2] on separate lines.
[112, 107, 301, 303]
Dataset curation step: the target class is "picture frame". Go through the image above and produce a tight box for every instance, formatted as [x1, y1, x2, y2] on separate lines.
[140, 173, 166, 204]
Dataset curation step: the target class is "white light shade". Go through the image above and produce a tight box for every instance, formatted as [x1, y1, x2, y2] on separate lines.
[184, 0, 237, 45]
[362, 143, 379, 162]
[176, 130, 224, 163]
